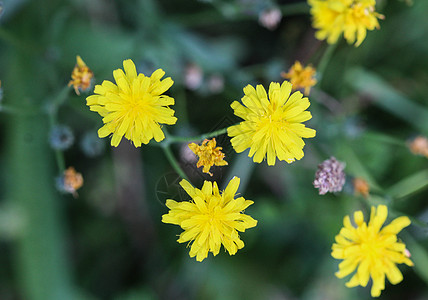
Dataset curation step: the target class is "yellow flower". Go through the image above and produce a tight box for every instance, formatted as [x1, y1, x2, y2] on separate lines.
[188, 138, 228, 176]
[162, 177, 257, 262]
[281, 61, 317, 95]
[86, 59, 177, 147]
[332, 205, 414, 297]
[227, 81, 316, 166]
[308, 0, 384, 46]
[68, 56, 94, 95]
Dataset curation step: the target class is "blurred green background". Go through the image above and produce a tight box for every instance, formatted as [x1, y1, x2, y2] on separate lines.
[1, 0, 428, 299]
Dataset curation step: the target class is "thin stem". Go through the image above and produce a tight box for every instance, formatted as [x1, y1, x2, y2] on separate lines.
[168, 127, 228, 144]
[317, 43, 338, 85]
[158, 126, 228, 180]
[54, 149, 66, 173]
[48, 113, 66, 173]
[310, 89, 344, 115]
[50, 86, 72, 116]
[161, 144, 189, 181]
[46, 85, 71, 173]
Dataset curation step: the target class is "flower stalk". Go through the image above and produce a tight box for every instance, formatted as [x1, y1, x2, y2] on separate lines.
[166, 127, 228, 143]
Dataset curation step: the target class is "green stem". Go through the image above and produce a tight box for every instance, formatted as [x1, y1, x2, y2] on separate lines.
[46, 86, 71, 173]
[48, 86, 72, 117]
[161, 144, 189, 181]
[168, 127, 228, 143]
[317, 43, 338, 85]
[47, 113, 66, 173]
[159, 126, 229, 180]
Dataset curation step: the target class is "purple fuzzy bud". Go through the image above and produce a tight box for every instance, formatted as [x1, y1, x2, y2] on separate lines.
[313, 157, 346, 195]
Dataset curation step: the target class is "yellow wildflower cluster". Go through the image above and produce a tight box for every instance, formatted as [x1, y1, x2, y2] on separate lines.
[69, 56, 94, 95]
[281, 61, 317, 95]
[188, 138, 228, 176]
[162, 177, 257, 262]
[308, 0, 383, 46]
[78, 52, 412, 296]
[332, 205, 413, 297]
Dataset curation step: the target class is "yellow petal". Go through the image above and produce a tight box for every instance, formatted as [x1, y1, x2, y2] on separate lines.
[123, 59, 137, 81]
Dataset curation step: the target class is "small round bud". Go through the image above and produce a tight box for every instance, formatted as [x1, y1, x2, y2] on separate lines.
[80, 131, 105, 157]
[49, 125, 74, 150]
[56, 167, 83, 197]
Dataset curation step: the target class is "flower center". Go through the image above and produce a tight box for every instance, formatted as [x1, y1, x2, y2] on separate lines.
[258, 111, 288, 134]
[208, 206, 221, 222]
[122, 89, 150, 119]
[350, 1, 375, 19]
[360, 235, 384, 261]
[200, 197, 224, 225]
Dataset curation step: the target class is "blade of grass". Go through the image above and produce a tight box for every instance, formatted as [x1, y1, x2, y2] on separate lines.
[386, 169, 428, 200]
[361, 131, 406, 148]
[346, 68, 428, 134]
